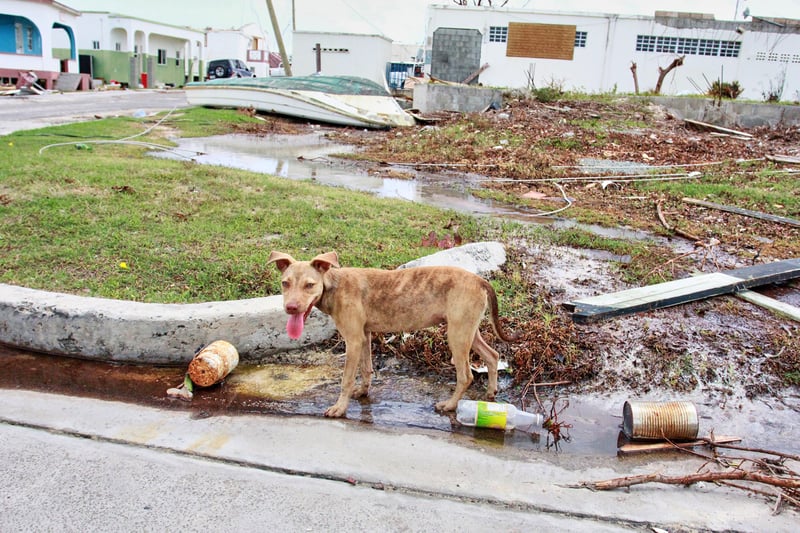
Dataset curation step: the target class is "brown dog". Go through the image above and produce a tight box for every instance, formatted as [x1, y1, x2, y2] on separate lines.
[268, 250, 519, 417]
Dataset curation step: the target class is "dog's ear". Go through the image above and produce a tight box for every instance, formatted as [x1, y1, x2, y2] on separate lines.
[267, 251, 296, 273]
[310, 251, 340, 273]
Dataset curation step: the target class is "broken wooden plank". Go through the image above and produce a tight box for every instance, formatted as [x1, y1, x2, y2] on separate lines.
[563, 258, 800, 323]
[736, 289, 800, 322]
[618, 435, 741, 455]
[683, 197, 800, 228]
[766, 154, 800, 165]
[684, 118, 753, 138]
[462, 63, 489, 84]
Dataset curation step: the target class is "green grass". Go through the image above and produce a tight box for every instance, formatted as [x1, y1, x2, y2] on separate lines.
[0, 113, 478, 302]
[640, 163, 800, 216]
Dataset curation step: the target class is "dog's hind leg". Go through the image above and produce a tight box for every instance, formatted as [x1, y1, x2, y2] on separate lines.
[471, 332, 500, 400]
[353, 331, 373, 399]
[435, 320, 479, 412]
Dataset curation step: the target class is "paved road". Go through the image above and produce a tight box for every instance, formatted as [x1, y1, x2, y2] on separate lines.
[2, 388, 797, 532]
[0, 88, 189, 135]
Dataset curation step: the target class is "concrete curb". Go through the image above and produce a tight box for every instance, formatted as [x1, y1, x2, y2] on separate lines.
[0, 242, 506, 365]
[0, 283, 335, 364]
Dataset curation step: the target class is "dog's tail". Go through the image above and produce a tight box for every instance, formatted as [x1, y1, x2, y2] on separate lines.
[482, 280, 521, 342]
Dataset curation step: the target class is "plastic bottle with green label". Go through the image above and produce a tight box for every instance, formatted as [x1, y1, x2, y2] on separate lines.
[456, 399, 543, 432]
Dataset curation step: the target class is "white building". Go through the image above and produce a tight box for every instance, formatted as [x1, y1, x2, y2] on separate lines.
[205, 23, 270, 78]
[425, 5, 800, 102]
[292, 31, 393, 88]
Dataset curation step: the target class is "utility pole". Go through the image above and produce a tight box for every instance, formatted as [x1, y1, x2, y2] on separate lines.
[266, 0, 292, 76]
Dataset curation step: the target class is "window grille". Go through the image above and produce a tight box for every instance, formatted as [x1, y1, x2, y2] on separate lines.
[489, 26, 508, 43]
[637, 35, 740, 58]
[635, 35, 657, 52]
[656, 36, 677, 53]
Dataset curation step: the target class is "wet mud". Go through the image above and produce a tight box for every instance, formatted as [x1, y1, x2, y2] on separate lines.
[1, 343, 628, 455]
[3, 342, 798, 458]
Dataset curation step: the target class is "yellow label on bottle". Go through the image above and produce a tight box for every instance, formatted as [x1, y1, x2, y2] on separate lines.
[475, 401, 508, 429]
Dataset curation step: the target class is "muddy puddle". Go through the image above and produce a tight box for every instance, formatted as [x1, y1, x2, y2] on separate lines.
[1, 344, 626, 456]
[4, 343, 797, 458]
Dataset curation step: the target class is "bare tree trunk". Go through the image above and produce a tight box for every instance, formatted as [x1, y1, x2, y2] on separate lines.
[630, 61, 639, 95]
[654, 56, 685, 95]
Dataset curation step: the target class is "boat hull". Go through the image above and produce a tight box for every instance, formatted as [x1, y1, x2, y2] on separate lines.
[185, 76, 415, 128]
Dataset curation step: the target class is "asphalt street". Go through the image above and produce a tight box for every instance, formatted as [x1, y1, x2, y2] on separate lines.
[0, 88, 190, 135]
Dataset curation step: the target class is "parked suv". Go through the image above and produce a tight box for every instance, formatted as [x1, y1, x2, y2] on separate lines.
[206, 59, 256, 80]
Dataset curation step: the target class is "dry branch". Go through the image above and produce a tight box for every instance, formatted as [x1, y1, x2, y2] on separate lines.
[577, 469, 800, 491]
[656, 199, 701, 241]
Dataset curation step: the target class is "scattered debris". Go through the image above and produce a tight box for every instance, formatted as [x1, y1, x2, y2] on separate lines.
[574, 440, 800, 512]
[618, 435, 742, 455]
[766, 154, 800, 165]
[622, 400, 698, 440]
[656, 198, 701, 241]
[683, 196, 800, 228]
[564, 258, 800, 323]
[462, 62, 489, 85]
[166, 340, 239, 400]
[684, 118, 753, 139]
[166, 373, 194, 401]
[470, 359, 509, 373]
[736, 289, 800, 322]
[420, 230, 461, 249]
[542, 398, 572, 450]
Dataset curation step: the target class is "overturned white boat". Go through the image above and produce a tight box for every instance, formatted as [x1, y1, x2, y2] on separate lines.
[185, 75, 415, 128]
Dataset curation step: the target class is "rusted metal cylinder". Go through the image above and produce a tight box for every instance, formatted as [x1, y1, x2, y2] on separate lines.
[188, 340, 239, 387]
[622, 400, 699, 440]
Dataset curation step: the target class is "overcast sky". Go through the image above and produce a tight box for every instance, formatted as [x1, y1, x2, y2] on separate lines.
[64, 0, 800, 48]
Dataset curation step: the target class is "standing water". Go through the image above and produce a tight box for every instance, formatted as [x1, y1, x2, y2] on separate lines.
[151, 131, 556, 221]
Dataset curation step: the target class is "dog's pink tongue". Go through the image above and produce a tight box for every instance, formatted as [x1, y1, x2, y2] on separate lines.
[287, 313, 305, 340]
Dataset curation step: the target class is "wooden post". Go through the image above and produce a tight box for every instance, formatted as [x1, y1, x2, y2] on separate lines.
[266, 0, 292, 76]
[315, 43, 322, 73]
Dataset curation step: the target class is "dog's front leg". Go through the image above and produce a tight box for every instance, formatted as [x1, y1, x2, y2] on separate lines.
[324, 335, 364, 417]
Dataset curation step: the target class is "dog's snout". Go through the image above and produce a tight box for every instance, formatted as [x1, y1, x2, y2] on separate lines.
[285, 301, 301, 314]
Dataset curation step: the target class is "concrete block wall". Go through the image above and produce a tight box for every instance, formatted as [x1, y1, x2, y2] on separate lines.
[650, 96, 800, 129]
[413, 83, 502, 113]
[431, 28, 482, 84]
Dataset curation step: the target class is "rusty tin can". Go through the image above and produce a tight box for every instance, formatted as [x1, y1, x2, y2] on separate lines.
[622, 400, 699, 440]
[188, 340, 239, 387]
